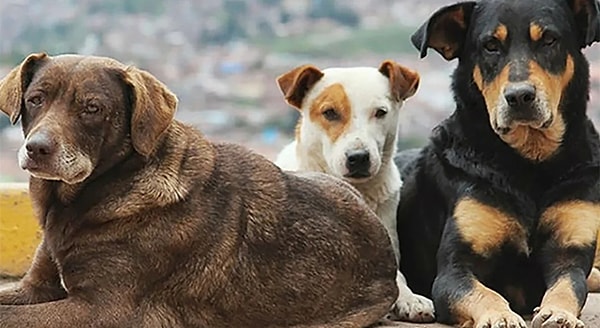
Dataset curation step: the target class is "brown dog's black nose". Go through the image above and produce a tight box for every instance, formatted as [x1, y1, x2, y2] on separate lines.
[504, 83, 536, 109]
[26, 132, 56, 159]
[345, 150, 370, 177]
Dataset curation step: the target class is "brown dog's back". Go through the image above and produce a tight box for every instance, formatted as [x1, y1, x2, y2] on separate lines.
[0, 53, 397, 328]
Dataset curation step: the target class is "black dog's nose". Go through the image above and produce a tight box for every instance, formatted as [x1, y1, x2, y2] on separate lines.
[26, 132, 56, 159]
[345, 150, 370, 176]
[504, 83, 536, 108]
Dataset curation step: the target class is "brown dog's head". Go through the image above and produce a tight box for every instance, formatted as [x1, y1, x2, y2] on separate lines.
[0, 53, 178, 184]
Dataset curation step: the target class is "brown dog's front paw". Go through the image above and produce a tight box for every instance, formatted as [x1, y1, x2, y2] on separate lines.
[532, 306, 584, 328]
[471, 309, 526, 328]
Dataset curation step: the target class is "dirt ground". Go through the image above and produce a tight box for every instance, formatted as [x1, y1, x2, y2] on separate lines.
[0, 278, 598, 327]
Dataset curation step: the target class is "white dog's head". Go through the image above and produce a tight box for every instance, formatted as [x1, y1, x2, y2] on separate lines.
[277, 60, 419, 183]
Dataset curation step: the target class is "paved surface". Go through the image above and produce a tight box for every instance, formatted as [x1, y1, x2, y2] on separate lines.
[0, 279, 597, 327]
[379, 294, 600, 327]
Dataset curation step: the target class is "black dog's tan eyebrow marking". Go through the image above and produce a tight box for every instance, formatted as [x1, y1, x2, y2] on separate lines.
[540, 201, 600, 247]
[530, 23, 544, 42]
[494, 24, 508, 42]
[454, 198, 528, 257]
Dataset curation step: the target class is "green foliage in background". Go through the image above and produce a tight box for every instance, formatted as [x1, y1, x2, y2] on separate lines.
[88, 0, 165, 15]
[253, 25, 415, 57]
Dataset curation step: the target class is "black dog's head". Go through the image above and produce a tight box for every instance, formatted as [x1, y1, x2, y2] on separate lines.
[0, 54, 178, 184]
[412, 0, 599, 160]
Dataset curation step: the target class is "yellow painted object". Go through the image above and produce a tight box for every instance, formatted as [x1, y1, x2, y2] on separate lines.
[0, 182, 40, 277]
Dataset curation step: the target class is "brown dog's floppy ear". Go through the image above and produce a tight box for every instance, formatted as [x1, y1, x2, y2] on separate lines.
[378, 60, 420, 101]
[411, 1, 476, 60]
[567, 0, 600, 47]
[276, 65, 324, 109]
[124, 67, 178, 157]
[0, 53, 47, 124]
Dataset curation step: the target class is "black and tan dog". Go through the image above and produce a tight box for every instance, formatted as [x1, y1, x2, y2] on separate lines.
[396, 0, 600, 327]
[0, 53, 398, 328]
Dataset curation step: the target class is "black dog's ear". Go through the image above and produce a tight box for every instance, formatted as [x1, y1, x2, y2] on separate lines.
[411, 2, 476, 60]
[567, 0, 600, 47]
[0, 53, 48, 124]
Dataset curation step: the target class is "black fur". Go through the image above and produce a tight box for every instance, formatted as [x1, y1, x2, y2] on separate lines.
[398, 0, 600, 325]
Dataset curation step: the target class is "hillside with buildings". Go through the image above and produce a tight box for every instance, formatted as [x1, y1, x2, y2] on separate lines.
[0, 0, 599, 181]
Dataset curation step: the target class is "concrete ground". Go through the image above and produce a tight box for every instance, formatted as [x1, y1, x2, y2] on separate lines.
[0, 279, 598, 327]
[381, 293, 600, 327]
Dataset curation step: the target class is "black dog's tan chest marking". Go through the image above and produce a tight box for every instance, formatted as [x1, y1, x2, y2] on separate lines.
[540, 201, 600, 248]
[453, 198, 528, 257]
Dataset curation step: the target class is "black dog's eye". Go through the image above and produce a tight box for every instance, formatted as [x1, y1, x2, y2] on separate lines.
[374, 107, 387, 119]
[322, 108, 340, 121]
[542, 33, 557, 47]
[26, 95, 44, 107]
[483, 39, 501, 53]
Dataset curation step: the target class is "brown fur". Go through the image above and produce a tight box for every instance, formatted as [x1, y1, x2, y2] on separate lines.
[0, 53, 398, 328]
[377, 60, 420, 101]
[308, 83, 352, 142]
[453, 198, 528, 258]
[277, 65, 324, 109]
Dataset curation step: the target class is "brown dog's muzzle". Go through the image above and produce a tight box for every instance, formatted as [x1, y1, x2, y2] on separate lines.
[21, 130, 58, 170]
[18, 122, 93, 184]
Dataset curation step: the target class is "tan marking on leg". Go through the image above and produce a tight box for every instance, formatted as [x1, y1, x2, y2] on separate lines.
[540, 201, 600, 248]
[588, 267, 600, 292]
[454, 198, 528, 257]
[452, 279, 525, 328]
[532, 275, 584, 328]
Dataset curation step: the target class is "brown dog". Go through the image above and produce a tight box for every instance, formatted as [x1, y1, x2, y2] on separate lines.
[0, 53, 398, 328]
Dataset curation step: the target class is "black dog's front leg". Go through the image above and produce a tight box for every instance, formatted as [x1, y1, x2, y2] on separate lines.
[531, 201, 599, 328]
[433, 196, 531, 328]
[0, 239, 66, 305]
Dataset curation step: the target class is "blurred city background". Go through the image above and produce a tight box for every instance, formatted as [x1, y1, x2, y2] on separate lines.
[0, 0, 598, 182]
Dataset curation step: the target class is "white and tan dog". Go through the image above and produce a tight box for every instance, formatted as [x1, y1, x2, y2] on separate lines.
[274, 60, 435, 323]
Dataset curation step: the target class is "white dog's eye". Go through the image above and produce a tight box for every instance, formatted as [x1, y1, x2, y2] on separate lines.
[322, 108, 340, 121]
[374, 108, 387, 119]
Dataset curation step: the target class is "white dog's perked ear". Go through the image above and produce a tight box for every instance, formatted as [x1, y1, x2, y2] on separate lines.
[276, 65, 324, 109]
[378, 60, 421, 102]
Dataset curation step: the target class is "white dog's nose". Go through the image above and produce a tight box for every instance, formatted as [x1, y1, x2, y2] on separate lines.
[345, 150, 370, 177]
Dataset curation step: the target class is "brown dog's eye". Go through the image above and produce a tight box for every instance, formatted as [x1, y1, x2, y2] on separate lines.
[84, 103, 101, 114]
[322, 108, 340, 121]
[26, 95, 44, 107]
[374, 108, 387, 119]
